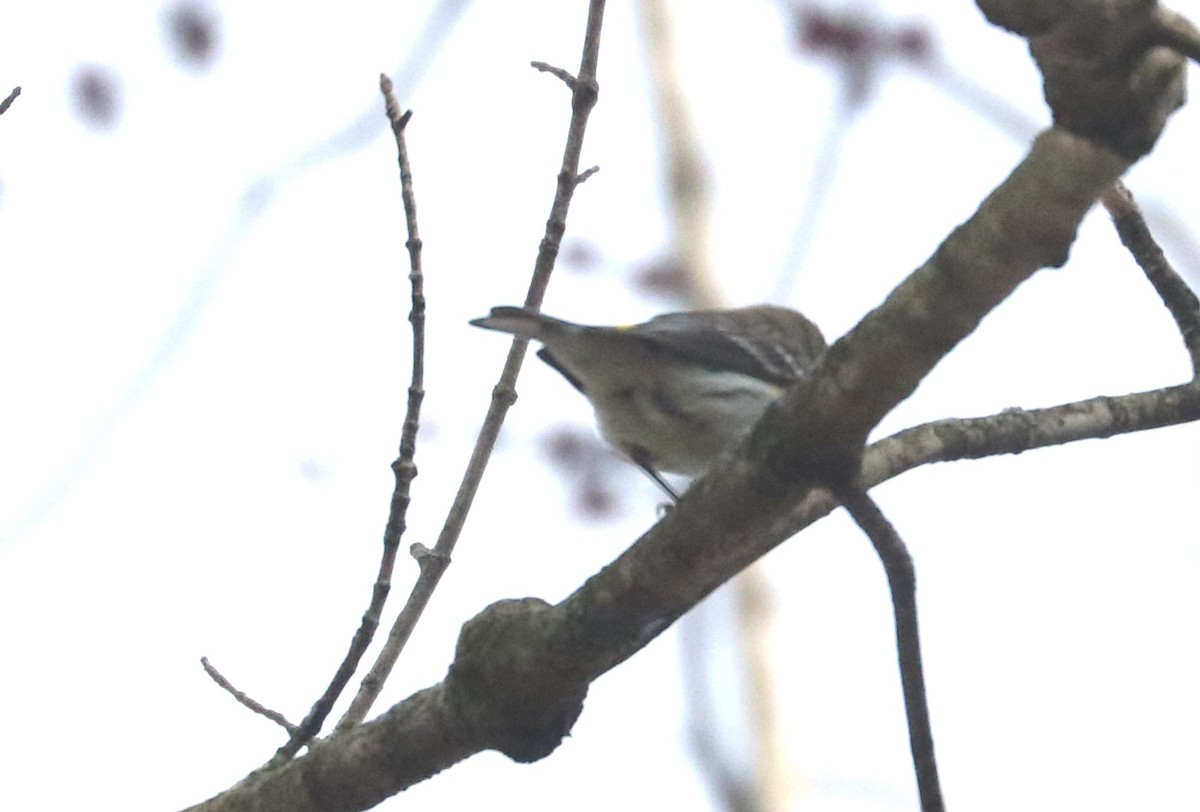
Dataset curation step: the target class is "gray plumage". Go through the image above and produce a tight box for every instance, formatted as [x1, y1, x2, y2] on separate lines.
[470, 305, 826, 485]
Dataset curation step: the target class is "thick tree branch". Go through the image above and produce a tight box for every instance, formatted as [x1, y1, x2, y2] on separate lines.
[978, 0, 1186, 158]
[752, 129, 1128, 495]
[1150, 8, 1200, 63]
[181, 3, 1197, 810]
[182, 373, 1200, 812]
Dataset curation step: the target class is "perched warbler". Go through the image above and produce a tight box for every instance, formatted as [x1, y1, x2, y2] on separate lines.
[470, 305, 827, 498]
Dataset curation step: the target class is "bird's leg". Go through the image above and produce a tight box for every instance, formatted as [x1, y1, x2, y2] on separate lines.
[636, 461, 680, 505]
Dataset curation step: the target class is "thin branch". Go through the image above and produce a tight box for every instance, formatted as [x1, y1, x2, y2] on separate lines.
[0, 86, 20, 116]
[530, 60, 577, 89]
[758, 388, 1200, 584]
[201, 657, 298, 736]
[1101, 181, 1200, 376]
[336, 0, 608, 728]
[1139, 201, 1200, 290]
[266, 74, 429, 763]
[834, 486, 943, 812]
[867, 385, 1197, 477]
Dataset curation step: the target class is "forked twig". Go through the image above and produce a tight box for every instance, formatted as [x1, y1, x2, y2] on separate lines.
[333, 0, 609, 730]
[807, 183, 1199, 812]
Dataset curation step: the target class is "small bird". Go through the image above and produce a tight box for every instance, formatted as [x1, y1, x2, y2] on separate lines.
[470, 305, 827, 499]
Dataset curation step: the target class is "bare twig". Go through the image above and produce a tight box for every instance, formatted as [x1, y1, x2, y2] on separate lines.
[336, 0, 608, 729]
[201, 657, 298, 735]
[834, 486, 943, 812]
[1101, 181, 1200, 376]
[266, 74, 429, 763]
[0, 86, 19, 116]
[530, 60, 577, 89]
[867, 386, 1198, 480]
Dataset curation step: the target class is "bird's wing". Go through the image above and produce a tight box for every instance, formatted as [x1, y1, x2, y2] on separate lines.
[630, 310, 824, 384]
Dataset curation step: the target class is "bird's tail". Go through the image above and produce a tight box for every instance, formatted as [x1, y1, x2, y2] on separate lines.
[468, 306, 574, 341]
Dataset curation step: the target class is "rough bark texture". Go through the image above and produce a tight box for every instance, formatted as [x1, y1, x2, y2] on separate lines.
[184, 2, 1197, 810]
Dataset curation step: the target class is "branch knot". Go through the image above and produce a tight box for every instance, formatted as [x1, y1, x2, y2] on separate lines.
[446, 599, 586, 763]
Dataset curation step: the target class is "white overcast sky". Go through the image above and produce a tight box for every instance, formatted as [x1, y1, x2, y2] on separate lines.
[0, 1, 1198, 811]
